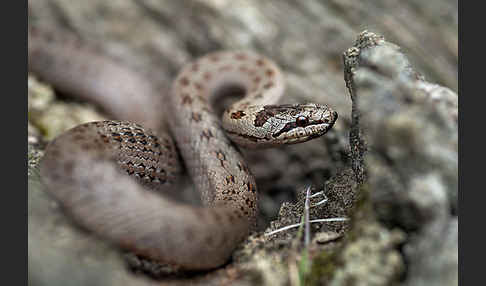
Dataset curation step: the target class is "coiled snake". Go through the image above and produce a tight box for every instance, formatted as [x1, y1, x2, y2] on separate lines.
[29, 27, 338, 270]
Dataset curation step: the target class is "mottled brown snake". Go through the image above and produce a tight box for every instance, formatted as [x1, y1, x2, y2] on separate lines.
[28, 27, 337, 270]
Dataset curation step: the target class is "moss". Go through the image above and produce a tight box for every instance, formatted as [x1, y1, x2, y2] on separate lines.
[328, 182, 405, 285]
[305, 248, 340, 285]
[303, 182, 405, 286]
[345, 183, 373, 242]
[28, 144, 43, 177]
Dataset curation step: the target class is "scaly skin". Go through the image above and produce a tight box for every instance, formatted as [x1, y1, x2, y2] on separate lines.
[30, 28, 337, 270]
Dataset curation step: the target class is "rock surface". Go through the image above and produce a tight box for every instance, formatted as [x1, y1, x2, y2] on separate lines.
[340, 31, 457, 286]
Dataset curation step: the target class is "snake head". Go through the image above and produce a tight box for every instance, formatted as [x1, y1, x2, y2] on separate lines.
[269, 103, 338, 145]
[224, 103, 337, 148]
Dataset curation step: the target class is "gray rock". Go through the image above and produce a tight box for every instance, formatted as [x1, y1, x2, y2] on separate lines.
[343, 30, 457, 286]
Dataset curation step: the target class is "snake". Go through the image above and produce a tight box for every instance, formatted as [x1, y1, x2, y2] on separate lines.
[28, 27, 338, 270]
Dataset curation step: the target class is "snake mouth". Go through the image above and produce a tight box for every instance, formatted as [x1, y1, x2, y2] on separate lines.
[330, 110, 338, 127]
[307, 111, 338, 140]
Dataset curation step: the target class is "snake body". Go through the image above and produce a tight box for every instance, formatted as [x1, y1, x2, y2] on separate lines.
[29, 28, 338, 270]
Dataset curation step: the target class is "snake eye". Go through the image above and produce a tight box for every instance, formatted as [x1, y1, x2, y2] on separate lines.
[296, 116, 308, 127]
